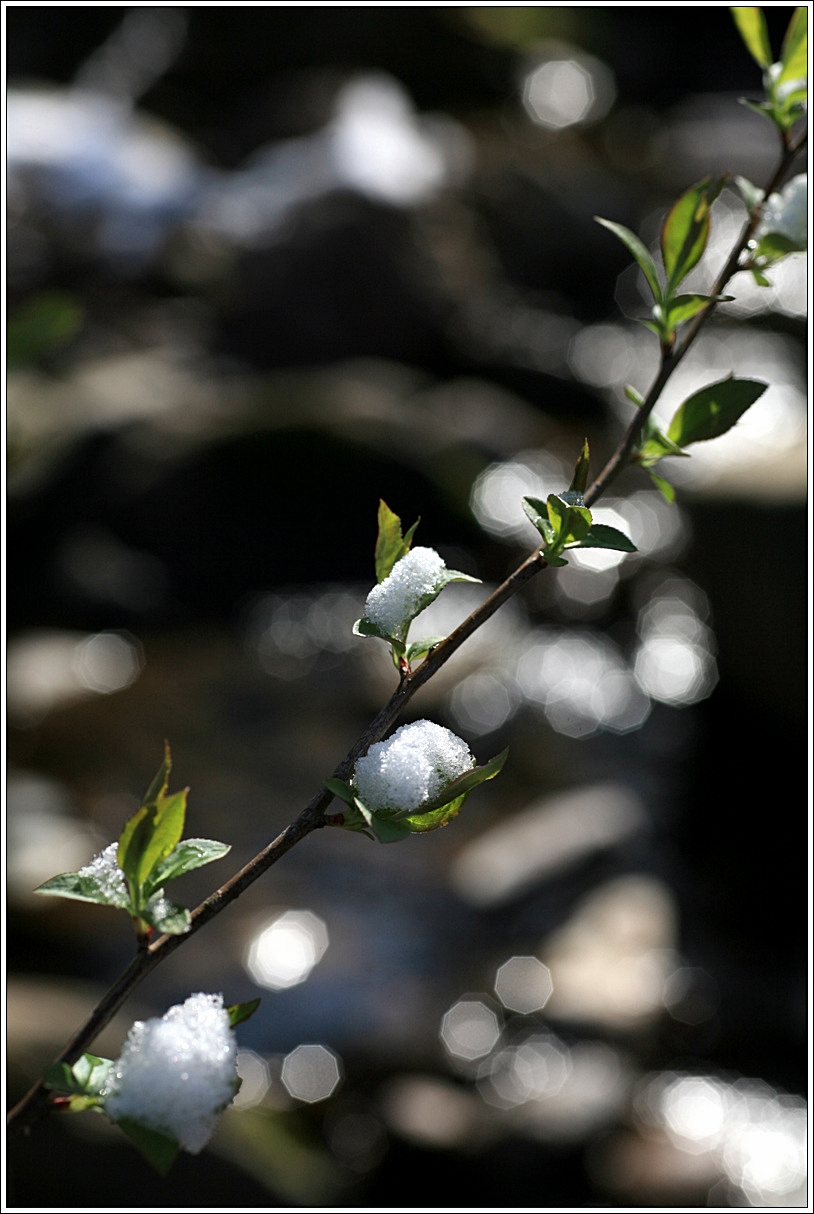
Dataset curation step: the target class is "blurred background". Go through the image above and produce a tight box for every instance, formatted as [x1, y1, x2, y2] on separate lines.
[6, 6, 808, 1208]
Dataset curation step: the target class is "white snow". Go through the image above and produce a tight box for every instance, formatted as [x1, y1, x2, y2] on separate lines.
[78, 842, 129, 906]
[364, 546, 447, 637]
[353, 720, 474, 813]
[104, 993, 238, 1152]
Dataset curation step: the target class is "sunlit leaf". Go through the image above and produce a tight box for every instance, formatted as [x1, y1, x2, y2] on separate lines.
[661, 178, 725, 293]
[227, 998, 261, 1028]
[735, 175, 764, 212]
[625, 384, 645, 406]
[405, 636, 446, 664]
[397, 748, 509, 820]
[647, 470, 677, 501]
[139, 897, 191, 936]
[34, 870, 131, 910]
[547, 494, 592, 546]
[573, 524, 637, 552]
[595, 217, 663, 302]
[778, 7, 807, 84]
[404, 793, 467, 833]
[754, 231, 806, 261]
[143, 838, 230, 898]
[731, 7, 773, 67]
[522, 496, 556, 546]
[667, 293, 732, 327]
[374, 500, 420, 584]
[667, 376, 768, 446]
[569, 439, 590, 494]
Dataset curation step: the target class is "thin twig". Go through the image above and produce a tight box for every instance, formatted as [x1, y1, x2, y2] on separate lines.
[7, 123, 806, 1136]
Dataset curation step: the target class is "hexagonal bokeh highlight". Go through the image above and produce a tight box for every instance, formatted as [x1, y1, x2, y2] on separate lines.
[495, 956, 553, 1014]
[245, 909, 329, 991]
[281, 1043, 342, 1103]
[440, 997, 501, 1061]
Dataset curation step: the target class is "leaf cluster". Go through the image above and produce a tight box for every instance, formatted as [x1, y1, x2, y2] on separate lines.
[523, 441, 637, 564]
[42, 1000, 259, 1174]
[732, 7, 807, 134]
[325, 749, 508, 844]
[632, 376, 768, 499]
[35, 744, 230, 938]
[354, 501, 480, 670]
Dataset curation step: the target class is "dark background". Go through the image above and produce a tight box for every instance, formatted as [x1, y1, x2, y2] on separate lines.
[6, 6, 807, 1209]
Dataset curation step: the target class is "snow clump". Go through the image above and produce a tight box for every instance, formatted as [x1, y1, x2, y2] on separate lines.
[353, 720, 474, 814]
[104, 993, 238, 1153]
[363, 546, 447, 638]
[78, 842, 129, 906]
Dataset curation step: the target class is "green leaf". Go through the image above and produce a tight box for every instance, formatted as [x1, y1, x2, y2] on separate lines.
[404, 792, 467, 834]
[661, 178, 725, 294]
[369, 815, 412, 843]
[750, 266, 773, 286]
[573, 524, 637, 553]
[522, 496, 556, 546]
[115, 1117, 180, 1176]
[118, 789, 189, 903]
[141, 838, 231, 899]
[778, 7, 807, 85]
[397, 748, 509, 820]
[44, 1054, 113, 1098]
[647, 470, 677, 501]
[34, 870, 131, 911]
[666, 293, 732, 328]
[43, 1063, 81, 1093]
[735, 175, 764, 213]
[405, 636, 446, 664]
[638, 426, 690, 468]
[139, 897, 191, 935]
[324, 777, 357, 806]
[374, 500, 420, 584]
[227, 998, 261, 1028]
[754, 231, 806, 262]
[625, 384, 645, 406]
[569, 439, 590, 494]
[667, 376, 768, 446]
[595, 217, 663, 303]
[547, 494, 592, 547]
[731, 7, 773, 67]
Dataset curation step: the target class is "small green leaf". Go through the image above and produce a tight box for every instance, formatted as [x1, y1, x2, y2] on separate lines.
[374, 500, 420, 584]
[142, 838, 231, 898]
[404, 793, 467, 834]
[324, 777, 357, 806]
[661, 178, 725, 294]
[735, 175, 764, 212]
[574, 524, 637, 553]
[753, 231, 806, 262]
[405, 636, 446, 663]
[7, 291, 84, 370]
[569, 439, 590, 494]
[647, 470, 677, 501]
[139, 897, 191, 935]
[547, 494, 592, 547]
[115, 1117, 180, 1176]
[750, 266, 773, 286]
[638, 427, 690, 468]
[34, 870, 131, 910]
[595, 217, 663, 302]
[667, 293, 732, 328]
[43, 1063, 80, 1093]
[625, 384, 645, 407]
[522, 496, 557, 545]
[369, 815, 412, 844]
[398, 748, 509, 819]
[778, 7, 807, 85]
[731, 7, 773, 67]
[667, 376, 768, 446]
[227, 998, 261, 1028]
